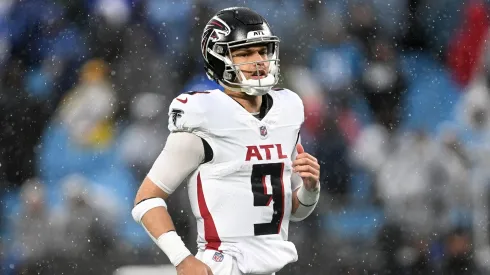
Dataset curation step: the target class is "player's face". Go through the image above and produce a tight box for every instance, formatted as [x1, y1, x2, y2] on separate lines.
[231, 45, 270, 81]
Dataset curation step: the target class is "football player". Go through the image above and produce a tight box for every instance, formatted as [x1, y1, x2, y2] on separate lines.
[132, 7, 321, 275]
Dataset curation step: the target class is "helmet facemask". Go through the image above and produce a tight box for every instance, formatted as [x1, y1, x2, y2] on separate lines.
[208, 37, 280, 96]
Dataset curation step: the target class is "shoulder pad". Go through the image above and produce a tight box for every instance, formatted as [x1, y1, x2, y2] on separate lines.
[167, 91, 212, 132]
[270, 88, 305, 123]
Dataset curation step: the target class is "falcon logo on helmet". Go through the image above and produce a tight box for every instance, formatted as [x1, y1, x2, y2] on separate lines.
[200, 7, 281, 97]
[201, 17, 231, 61]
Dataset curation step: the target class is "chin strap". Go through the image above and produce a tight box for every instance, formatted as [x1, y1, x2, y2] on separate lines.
[239, 69, 275, 96]
[219, 77, 274, 96]
[242, 86, 271, 96]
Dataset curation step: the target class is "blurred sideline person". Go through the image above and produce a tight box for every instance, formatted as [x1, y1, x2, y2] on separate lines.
[132, 7, 321, 275]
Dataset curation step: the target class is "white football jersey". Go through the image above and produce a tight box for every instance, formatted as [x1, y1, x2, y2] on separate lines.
[167, 88, 304, 274]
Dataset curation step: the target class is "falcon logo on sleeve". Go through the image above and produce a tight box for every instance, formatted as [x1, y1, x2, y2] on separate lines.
[171, 109, 184, 126]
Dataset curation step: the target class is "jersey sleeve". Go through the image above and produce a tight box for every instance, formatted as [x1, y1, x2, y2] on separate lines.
[147, 132, 205, 194]
[167, 93, 208, 133]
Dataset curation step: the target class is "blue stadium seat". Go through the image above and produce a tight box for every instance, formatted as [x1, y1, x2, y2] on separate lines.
[323, 205, 385, 241]
[399, 52, 462, 135]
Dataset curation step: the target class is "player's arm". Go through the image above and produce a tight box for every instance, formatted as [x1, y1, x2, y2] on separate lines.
[290, 138, 321, 222]
[132, 132, 212, 274]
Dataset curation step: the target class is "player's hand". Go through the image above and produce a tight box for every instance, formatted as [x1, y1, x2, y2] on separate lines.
[292, 143, 320, 192]
[176, 255, 213, 275]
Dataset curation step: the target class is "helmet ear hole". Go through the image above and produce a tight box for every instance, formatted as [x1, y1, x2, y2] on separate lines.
[213, 44, 226, 55]
[223, 71, 233, 81]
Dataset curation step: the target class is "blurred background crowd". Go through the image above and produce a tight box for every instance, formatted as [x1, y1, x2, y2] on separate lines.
[1, 0, 490, 274]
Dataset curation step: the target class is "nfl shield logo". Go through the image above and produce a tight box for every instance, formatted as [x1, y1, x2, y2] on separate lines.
[212, 251, 224, 262]
[259, 125, 268, 137]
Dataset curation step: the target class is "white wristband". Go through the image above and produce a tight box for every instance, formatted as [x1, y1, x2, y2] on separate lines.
[291, 183, 320, 222]
[157, 231, 192, 267]
[297, 183, 320, 206]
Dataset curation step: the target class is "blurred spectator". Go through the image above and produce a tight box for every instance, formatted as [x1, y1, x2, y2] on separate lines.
[55, 58, 116, 146]
[7, 178, 56, 273]
[112, 22, 175, 121]
[119, 92, 168, 178]
[442, 227, 476, 274]
[0, 58, 51, 189]
[397, 0, 430, 52]
[447, 0, 490, 87]
[284, 65, 353, 200]
[455, 72, 490, 135]
[352, 37, 472, 258]
[352, 120, 471, 235]
[144, 0, 194, 70]
[451, 44, 490, 154]
[34, 58, 142, 250]
[51, 174, 119, 257]
[282, 65, 325, 150]
[347, 1, 378, 54]
[85, 4, 126, 63]
[0, 0, 10, 73]
[359, 37, 407, 131]
[448, 44, 490, 275]
[308, 12, 363, 95]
